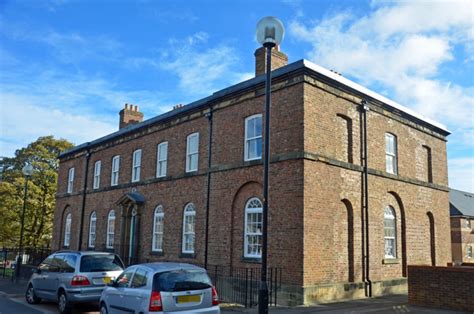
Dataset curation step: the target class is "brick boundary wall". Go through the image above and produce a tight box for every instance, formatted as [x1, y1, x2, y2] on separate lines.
[408, 265, 474, 312]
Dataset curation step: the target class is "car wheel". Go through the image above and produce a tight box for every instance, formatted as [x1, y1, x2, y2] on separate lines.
[58, 290, 72, 314]
[100, 302, 108, 314]
[25, 284, 41, 304]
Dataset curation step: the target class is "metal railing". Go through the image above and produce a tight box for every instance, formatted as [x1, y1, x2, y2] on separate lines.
[0, 247, 51, 280]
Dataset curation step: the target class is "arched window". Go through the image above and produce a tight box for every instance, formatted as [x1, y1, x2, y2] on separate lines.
[106, 210, 115, 249]
[64, 213, 72, 247]
[384, 206, 397, 258]
[182, 203, 196, 254]
[244, 198, 263, 258]
[152, 205, 164, 252]
[88, 212, 97, 248]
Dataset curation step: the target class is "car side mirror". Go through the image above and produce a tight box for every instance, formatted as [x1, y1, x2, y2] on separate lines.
[33, 268, 41, 274]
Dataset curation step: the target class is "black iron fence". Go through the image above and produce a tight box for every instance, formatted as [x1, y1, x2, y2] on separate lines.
[1, 246, 282, 308]
[206, 264, 282, 308]
[0, 247, 51, 280]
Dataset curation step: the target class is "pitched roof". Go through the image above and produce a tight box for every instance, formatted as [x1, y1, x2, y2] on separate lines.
[450, 188, 474, 217]
[60, 59, 450, 158]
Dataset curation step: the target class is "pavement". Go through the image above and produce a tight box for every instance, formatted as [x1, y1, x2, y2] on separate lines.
[0, 277, 469, 313]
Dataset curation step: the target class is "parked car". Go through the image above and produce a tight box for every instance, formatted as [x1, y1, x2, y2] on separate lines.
[25, 251, 124, 314]
[100, 262, 220, 314]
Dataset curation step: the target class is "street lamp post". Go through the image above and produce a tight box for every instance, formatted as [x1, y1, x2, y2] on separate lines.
[256, 16, 285, 314]
[16, 163, 34, 280]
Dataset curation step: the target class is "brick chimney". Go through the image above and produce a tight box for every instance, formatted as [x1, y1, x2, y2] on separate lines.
[119, 103, 144, 129]
[254, 45, 288, 76]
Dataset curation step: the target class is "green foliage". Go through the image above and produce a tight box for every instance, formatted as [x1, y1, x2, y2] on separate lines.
[0, 136, 74, 248]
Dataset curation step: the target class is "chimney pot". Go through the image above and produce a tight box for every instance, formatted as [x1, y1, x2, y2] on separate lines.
[119, 103, 144, 129]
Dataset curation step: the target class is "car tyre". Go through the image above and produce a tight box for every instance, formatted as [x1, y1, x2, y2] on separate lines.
[100, 302, 108, 314]
[58, 290, 72, 314]
[25, 284, 41, 304]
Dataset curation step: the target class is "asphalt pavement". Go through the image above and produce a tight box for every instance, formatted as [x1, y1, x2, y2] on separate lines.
[0, 277, 469, 314]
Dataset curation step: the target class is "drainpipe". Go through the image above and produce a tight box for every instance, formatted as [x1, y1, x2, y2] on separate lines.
[78, 147, 91, 251]
[361, 100, 372, 297]
[204, 108, 214, 269]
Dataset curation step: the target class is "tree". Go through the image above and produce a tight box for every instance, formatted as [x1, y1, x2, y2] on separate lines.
[0, 136, 74, 248]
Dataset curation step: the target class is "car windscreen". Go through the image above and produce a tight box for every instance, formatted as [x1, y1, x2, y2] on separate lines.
[80, 254, 124, 272]
[153, 269, 213, 292]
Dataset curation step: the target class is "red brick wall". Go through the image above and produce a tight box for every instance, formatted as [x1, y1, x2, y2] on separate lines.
[53, 69, 450, 293]
[408, 265, 474, 311]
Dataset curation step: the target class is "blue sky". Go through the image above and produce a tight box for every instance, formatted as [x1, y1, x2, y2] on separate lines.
[0, 0, 473, 192]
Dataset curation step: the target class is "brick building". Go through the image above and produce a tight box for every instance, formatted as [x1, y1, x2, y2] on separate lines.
[52, 46, 451, 304]
[450, 189, 473, 263]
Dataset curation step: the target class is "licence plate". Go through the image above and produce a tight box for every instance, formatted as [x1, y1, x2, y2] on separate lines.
[103, 277, 111, 284]
[177, 295, 200, 303]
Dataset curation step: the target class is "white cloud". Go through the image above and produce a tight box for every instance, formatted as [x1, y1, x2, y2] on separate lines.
[0, 94, 116, 157]
[289, 0, 474, 129]
[449, 158, 474, 193]
[159, 33, 253, 97]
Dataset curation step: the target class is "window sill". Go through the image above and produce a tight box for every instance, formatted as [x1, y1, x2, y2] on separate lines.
[179, 253, 196, 259]
[241, 257, 262, 264]
[150, 251, 164, 256]
[383, 258, 400, 264]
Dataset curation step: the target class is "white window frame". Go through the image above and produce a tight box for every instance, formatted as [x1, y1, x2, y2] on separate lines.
[67, 168, 75, 193]
[385, 133, 398, 174]
[156, 142, 168, 178]
[132, 149, 142, 182]
[466, 218, 471, 229]
[106, 210, 115, 249]
[182, 203, 196, 254]
[186, 133, 199, 172]
[244, 114, 263, 161]
[152, 205, 164, 252]
[93, 161, 101, 189]
[467, 246, 473, 258]
[111, 155, 120, 186]
[244, 197, 263, 258]
[64, 213, 72, 247]
[384, 206, 397, 258]
[88, 211, 97, 248]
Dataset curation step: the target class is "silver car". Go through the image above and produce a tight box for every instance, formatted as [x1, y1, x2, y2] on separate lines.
[100, 262, 220, 314]
[25, 251, 124, 314]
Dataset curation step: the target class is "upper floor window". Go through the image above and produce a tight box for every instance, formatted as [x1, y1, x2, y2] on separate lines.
[156, 142, 168, 178]
[384, 206, 397, 258]
[106, 210, 115, 249]
[244, 198, 263, 258]
[64, 213, 72, 247]
[186, 133, 199, 172]
[244, 114, 262, 161]
[385, 133, 398, 174]
[132, 149, 142, 182]
[182, 203, 196, 254]
[152, 205, 164, 252]
[111, 155, 120, 186]
[88, 211, 97, 248]
[466, 218, 471, 229]
[423, 145, 433, 183]
[67, 168, 75, 193]
[468, 246, 473, 258]
[93, 161, 101, 189]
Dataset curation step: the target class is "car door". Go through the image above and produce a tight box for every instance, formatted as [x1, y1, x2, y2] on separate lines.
[123, 267, 149, 313]
[50, 254, 67, 298]
[105, 268, 135, 314]
[33, 256, 54, 299]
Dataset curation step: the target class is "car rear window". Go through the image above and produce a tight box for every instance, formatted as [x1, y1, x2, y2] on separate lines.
[80, 254, 124, 272]
[153, 269, 212, 292]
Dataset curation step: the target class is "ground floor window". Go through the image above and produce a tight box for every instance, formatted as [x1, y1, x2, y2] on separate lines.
[244, 198, 263, 258]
